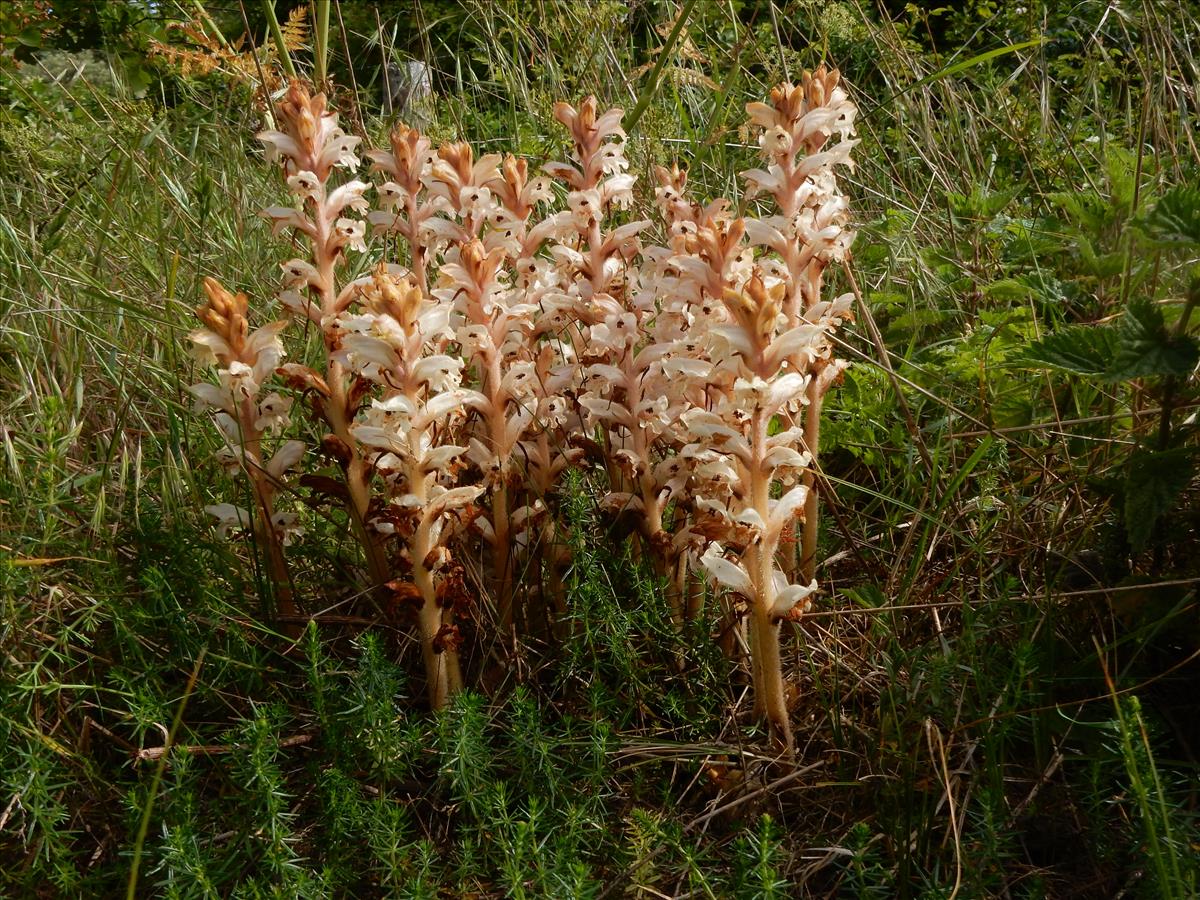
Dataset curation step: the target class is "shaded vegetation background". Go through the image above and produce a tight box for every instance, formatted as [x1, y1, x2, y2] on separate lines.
[1, 0, 1199, 896]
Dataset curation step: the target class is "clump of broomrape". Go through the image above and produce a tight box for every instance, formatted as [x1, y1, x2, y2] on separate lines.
[188, 73, 860, 754]
[544, 99, 698, 620]
[369, 127, 572, 633]
[672, 66, 858, 752]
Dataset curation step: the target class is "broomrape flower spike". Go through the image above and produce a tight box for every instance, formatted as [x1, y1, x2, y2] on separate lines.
[679, 273, 824, 757]
[188, 277, 302, 625]
[659, 70, 858, 756]
[365, 123, 440, 294]
[422, 146, 545, 633]
[338, 266, 480, 709]
[742, 66, 858, 583]
[546, 97, 707, 624]
[366, 114, 572, 633]
[437, 239, 538, 631]
[256, 81, 393, 594]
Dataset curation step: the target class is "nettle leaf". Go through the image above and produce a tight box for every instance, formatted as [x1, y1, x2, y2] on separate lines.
[948, 187, 1017, 222]
[1019, 301, 1198, 382]
[1139, 185, 1200, 248]
[1018, 325, 1118, 376]
[986, 274, 1069, 305]
[1124, 447, 1196, 551]
[1109, 299, 1199, 381]
[984, 278, 1034, 302]
[1077, 238, 1127, 281]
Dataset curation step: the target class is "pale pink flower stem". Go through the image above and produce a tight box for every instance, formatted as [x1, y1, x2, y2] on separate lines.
[800, 380, 824, 584]
[237, 394, 296, 626]
[747, 406, 794, 756]
[406, 450, 462, 710]
[312, 202, 391, 590]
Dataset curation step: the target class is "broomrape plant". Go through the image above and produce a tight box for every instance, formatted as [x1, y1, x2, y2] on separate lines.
[189, 277, 302, 621]
[256, 83, 390, 591]
[672, 67, 858, 752]
[190, 74, 860, 749]
[544, 99, 696, 619]
[369, 128, 572, 633]
[740, 68, 858, 582]
[337, 266, 479, 709]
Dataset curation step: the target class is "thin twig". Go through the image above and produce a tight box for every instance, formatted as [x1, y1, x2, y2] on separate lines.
[623, 0, 700, 133]
[686, 760, 826, 830]
[135, 732, 314, 763]
[333, 0, 366, 135]
[803, 579, 1200, 619]
[126, 648, 206, 900]
[948, 402, 1200, 439]
[926, 719, 963, 900]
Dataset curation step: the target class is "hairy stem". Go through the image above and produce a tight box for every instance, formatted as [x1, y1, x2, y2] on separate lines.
[748, 407, 795, 754]
[750, 604, 794, 757]
[313, 206, 391, 591]
[239, 396, 297, 629]
[682, 554, 704, 622]
[492, 480, 514, 630]
[800, 380, 824, 584]
[409, 459, 462, 710]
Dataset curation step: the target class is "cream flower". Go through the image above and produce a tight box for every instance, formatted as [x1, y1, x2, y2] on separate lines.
[205, 503, 251, 539]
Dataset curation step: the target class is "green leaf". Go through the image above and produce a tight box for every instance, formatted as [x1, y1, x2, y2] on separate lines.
[841, 584, 888, 610]
[1077, 238, 1127, 280]
[1017, 325, 1118, 376]
[1124, 448, 1196, 551]
[17, 25, 44, 48]
[911, 38, 1048, 90]
[1109, 300, 1200, 381]
[985, 274, 1068, 305]
[1139, 185, 1200, 249]
[948, 187, 1017, 222]
[984, 278, 1034, 302]
[1024, 302, 1199, 381]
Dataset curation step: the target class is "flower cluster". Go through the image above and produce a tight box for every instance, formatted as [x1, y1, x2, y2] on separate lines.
[657, 67, 860, 750]
[540, 99, 708, 623]
[190, 74, 860, 756]
[366, 125, 573, 632]
[337, 266, 480, 708]
[257, 82, 390, 589]
[680, 271, 826, 751]
[188, 277, 303, 619]
[742, 66, 859, 581]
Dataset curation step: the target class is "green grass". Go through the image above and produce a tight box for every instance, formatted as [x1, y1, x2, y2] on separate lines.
[1, 1, 1199, 896]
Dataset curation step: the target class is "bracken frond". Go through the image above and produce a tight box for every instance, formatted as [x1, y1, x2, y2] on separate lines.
[281, 5, 309, 54]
